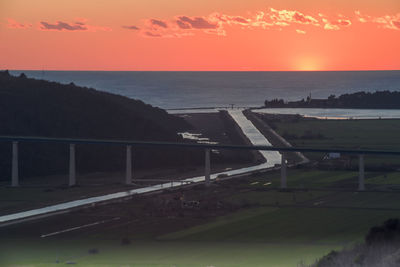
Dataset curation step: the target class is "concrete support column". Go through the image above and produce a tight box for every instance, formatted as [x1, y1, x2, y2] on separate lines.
[358, 154, 365, 191]
[280, 152, 287, 189]
[125, 145, 132, 185]
[69, 144, 76, 187]
[11, 141, 19, 187]
[205, 148, 211, 186]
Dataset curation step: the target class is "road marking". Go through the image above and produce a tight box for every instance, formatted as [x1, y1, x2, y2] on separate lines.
[40, 217, 120, 238]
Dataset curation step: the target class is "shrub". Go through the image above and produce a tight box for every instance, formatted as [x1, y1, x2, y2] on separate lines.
[365, 218, 400, 245]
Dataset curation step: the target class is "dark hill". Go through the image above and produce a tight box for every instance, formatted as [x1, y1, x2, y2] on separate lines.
[0, 71, 188, 139]
[0, 71, 200, 180]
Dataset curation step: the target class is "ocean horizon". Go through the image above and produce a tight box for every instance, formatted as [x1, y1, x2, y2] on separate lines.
[9, 70, 400, 109]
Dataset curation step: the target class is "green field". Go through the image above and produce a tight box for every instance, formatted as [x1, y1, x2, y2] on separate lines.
[271, 119, 400, 150]
[267, 117, 400, 166]
[0, 239, 337, 267]
[2, 169, 400, 266]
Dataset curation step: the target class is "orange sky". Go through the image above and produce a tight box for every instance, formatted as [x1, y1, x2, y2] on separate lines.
[0, 0, 399, 71]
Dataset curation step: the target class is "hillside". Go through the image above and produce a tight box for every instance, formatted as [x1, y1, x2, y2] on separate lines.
[0, 71, 188, 139]
[0, 71, 198, 179]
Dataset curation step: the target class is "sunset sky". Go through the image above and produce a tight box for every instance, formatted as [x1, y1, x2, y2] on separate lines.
[1, 0, 399, 71]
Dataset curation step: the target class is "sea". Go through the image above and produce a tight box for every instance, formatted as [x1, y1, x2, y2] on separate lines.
[9, 70, 400, 118]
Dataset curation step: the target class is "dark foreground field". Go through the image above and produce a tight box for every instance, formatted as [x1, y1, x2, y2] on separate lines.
[2, 168, 400, 266]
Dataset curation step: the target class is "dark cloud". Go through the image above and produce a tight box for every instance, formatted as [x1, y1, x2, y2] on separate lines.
[233, 16, 248, 24]
[40, 21, 87, 31]
[7, 18, 32, 29]
[293, 13, 313, 24]
[177, 16, 218, 29]
[144, 31, 162, 37]
[150, 19, 168, 28]
[176, 20, 191, 29]
[122, 25, 140, 30]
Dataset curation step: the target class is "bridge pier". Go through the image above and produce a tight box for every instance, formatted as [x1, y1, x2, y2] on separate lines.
[11, 141, 19, 187]
[125, 145, 133, 185]
[69, 144, 76, 187]
[358, 154, 365, 191]
[280, 152, 287, 189]
[205, 148, 210, 186]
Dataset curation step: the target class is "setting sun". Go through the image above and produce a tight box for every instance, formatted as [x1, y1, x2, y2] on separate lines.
[295, 57, 323, 71]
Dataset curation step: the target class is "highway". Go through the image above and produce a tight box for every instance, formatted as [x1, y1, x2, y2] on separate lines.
[0, 109, 280, 225]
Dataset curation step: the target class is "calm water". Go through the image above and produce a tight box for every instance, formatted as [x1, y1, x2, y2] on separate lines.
[10, 71, 400, 109]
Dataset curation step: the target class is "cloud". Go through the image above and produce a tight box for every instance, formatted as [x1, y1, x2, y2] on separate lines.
[269, 8, 320, 26]
[319, 13, 351, 31]
[375, 15, 400, 30]
[6, 18, 32, 29]
[39, 20, 111, 32]
[212, 14, 250, 26]
[176, 16, 218, 29]
[355, 11, 370, 23]
[141, 14, 225, 38]
[122, 25, 140, 30]
[40, 21, 87, 31]
[334, 19, 351, 26]
[176, 20, 191, 29]
[144, 31, 162, 37]
[149, 19, 168, 28]
[232, 16, 249, 24]
[355, 11, 400, 30]
[142, 30, 194, 38]
[135, 8, 400, 39]
[322, 18, 351, 30]
[323, 22, 339, 30]
[229, 8, 321, 30]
